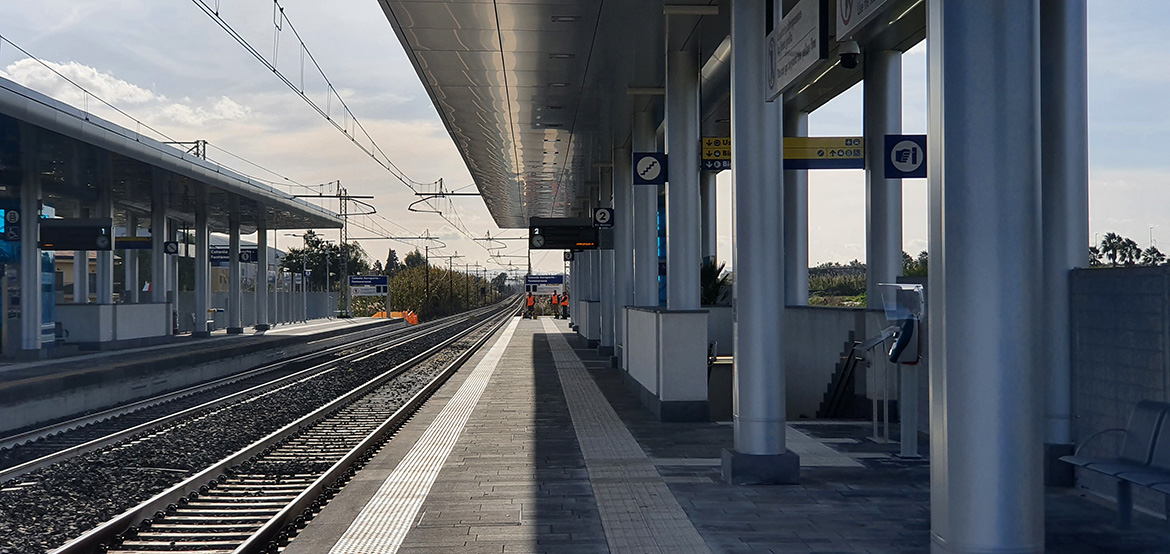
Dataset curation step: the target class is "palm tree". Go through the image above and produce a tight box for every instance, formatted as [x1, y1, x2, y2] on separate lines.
[1100, 232, 1124, 266]
[700, 260, 731, 306]
[1119, 238, 1141, 266]
[1088, 245, 1103, 267]
[1141, 246, 1167, 267]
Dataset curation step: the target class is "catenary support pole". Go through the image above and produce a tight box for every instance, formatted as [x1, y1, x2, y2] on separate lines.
[927, 0, 1044, 551]
[865, 49, 903, 307]
[783, 109, 809, 306]
[722, 0, 798, 484]
[1040, 0, 1088, 487]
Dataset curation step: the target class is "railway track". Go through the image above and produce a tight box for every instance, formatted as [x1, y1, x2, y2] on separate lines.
[0, 300, 518, 554]
[0, 306, 494, 477]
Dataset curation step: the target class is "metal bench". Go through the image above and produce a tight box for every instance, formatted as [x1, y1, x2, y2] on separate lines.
[1061, 400, 1170, 528]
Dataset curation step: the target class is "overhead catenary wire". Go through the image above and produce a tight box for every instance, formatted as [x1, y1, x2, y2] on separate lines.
[189, 0, 491, 244]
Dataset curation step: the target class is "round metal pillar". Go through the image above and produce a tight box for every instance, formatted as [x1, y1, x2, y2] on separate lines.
[255, 216, 270, 331]
[783, 109, 809, 306]
[865, 50, 903, 307]
[927, 0, 1044, 551]
[633, 111, 660, 307]
[722, 0, 798, 485]
[1040, 0, 1088, 483]
[613, 145, 634, 359]
[666, 48, 701, 311]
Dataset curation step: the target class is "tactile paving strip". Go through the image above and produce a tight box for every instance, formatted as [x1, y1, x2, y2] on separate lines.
[541, 319, 711, 553]
[326, 317, 521, 554]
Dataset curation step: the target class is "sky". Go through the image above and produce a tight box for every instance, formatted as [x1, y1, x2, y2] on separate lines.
[0, 0, 1166, 275]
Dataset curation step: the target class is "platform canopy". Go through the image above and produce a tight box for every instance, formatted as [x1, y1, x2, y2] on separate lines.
[378, 0, 923, 228]
[0, 76, 342, 234]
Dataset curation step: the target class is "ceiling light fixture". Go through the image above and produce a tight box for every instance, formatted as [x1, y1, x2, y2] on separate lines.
[551, 15, 580, 23]
[549, 53, 575, 59]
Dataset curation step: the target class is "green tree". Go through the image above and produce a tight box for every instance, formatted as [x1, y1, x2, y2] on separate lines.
[404, 249, 426, 269]
[384, 249, 401, 276]
[279, 230, 370, 291]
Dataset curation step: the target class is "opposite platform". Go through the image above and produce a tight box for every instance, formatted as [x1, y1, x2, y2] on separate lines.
[284, 317, 1170, 554]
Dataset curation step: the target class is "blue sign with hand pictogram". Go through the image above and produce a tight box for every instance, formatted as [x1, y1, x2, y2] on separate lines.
[633, 152, 668, 185]
[884, 134, 927, 179]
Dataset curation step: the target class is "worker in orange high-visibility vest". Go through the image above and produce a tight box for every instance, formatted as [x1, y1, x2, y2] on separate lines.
[526, 293, 535, 318]
[560, 291, 569, 319]
[551, 292, 560, 318]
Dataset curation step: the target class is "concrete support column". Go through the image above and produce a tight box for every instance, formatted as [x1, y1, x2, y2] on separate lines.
[151, 171, 168, 305]
[783, 110, 809, 306]
[1040, 0, 1088, 486]
[227, 197, 243, 334]
[665, 46, 701, 310]
[124, 213, 139, 303]
[96, 156, 114, 305]
[865, 50, 903, 307]
[613, 145, 634, 362]
[633, 110, 660, 306]
[18, 125, 42, 352]
[599, 167, 615, 352]
[722, 0, 798, 484]
[255, 214, 270, 331]
[193, 185, 210, 337]
[700, 172, 717, 264]
[927, 1, 1044, 552]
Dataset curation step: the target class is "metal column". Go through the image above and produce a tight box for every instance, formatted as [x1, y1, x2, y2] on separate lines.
[865, 50, 903, 307]
[193, 185, 210, 337]
[927, 1, 1044, 551]
[255, 214, 270, 331]
[124, 213, 139, 303]
[666, 47, 701, 310]
[228, 197, 243, 334]
[633, 110, 660, 306]
[722, 0, 798, 484]
[613, 145, 634, 363]
[1040, 0, 1088, 486]
[151, 171, 168, 305]
[599, 167, 615, 352]
[783, 110, 809, 306]
[18, 125, 42, 351]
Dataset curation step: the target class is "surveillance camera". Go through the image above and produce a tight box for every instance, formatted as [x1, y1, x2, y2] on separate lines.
[839, 40, 860, 69]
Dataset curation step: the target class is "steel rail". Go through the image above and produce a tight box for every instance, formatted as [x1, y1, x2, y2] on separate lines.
[47, 300, 518, 554]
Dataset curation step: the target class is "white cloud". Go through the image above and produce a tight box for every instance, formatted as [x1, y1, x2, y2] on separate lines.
[2, 57, 156, 105]
[152, 96, 251, 126]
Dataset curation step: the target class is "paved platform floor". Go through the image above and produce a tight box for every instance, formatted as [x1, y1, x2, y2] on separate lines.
[285, 317, 1170, 553]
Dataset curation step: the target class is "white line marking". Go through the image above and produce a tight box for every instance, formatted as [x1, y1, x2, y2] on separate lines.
[327, 317, 520, 554]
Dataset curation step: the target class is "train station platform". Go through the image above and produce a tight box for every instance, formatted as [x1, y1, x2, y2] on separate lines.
[283, 317, 1170, 553]
[0, 317, 402, 436]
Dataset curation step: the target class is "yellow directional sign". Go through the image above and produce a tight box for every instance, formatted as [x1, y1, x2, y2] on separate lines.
[701, 137, 731, 171]
[783, 136, 864, 169]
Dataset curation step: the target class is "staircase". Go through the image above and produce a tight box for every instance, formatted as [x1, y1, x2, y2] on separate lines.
[816, 332, 867, 419]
